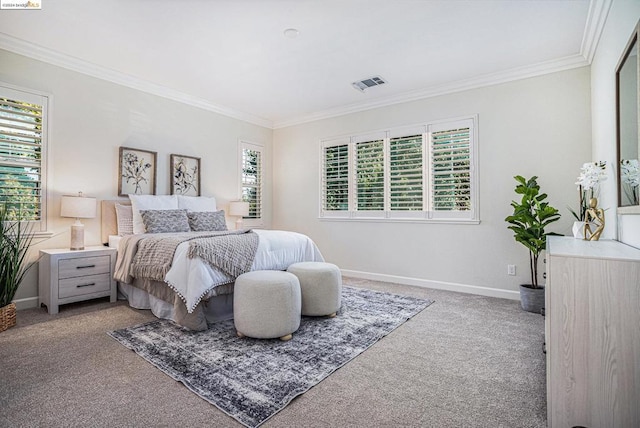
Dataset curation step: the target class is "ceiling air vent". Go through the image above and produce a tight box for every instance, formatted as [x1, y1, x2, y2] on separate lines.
[352, 76, 387, 92]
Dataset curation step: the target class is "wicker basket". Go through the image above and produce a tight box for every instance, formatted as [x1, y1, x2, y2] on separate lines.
[0, 303, 17, 332]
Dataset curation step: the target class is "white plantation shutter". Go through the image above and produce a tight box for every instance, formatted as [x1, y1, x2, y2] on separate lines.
[428, 118, 476, 220]
[319, 116, 477, 223]
[240, 141, 263, 221]
[389, 133, 423, 211]
[321, 141, 349, 213]
[0, 85, 48, 230]
[355, 139, 384, 211]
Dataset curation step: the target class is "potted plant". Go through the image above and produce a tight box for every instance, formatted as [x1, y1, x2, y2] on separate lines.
[0, 204, 38, 332]
[505, 176, 561, 313]
[569, 161, 607, 238]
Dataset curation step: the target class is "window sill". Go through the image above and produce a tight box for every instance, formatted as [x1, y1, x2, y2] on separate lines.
[318, 217, 480, 225]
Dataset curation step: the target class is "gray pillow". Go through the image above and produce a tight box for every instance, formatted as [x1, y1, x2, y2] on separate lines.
[140, 209, 190, 233]
[187, 210, 227, 232]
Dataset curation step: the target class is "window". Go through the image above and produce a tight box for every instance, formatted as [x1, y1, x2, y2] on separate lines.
[323, 143, 349, 211]
[0, 84, 49, 232]
[320, 116, 478, 223]
[356, 139, 384, 211]
[239, 141, 263, 225]
[390, 133, 423, 211]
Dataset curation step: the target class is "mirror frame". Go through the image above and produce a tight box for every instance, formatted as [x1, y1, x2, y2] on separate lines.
[616, 20, 640, 214]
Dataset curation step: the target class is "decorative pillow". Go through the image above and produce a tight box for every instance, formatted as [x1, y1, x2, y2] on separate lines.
[129, 194, 178, 234]
[140, 209, 190, 234]
[187, 210, 228, 232]
[177, 195, 217, 212]
[115, 203, 133, 236]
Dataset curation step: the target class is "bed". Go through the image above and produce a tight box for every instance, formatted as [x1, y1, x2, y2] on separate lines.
[102, 197, 324, 330]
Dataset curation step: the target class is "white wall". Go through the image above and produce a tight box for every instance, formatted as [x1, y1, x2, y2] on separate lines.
[591, 0, 640, 248]
[0, 49, 273, 307]
[273, 67, 591, 298]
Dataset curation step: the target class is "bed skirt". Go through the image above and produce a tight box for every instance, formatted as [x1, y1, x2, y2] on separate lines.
[118, 281, 234, 330]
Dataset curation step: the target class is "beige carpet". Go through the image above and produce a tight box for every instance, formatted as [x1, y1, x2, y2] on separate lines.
[0, 278, 546, 427]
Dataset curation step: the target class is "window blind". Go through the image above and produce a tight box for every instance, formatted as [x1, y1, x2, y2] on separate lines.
[355, 140, 384, 211]
[0, 94, 44, 221]
[389, 134, 423, 211]
[430, 127, 471, 211]
[241, 145, 262, 219]
[322, 144, 349, 211]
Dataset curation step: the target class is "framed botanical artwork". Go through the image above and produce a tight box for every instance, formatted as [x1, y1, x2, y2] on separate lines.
[170, 154, 201, 196]
[118, 147, 157, 196]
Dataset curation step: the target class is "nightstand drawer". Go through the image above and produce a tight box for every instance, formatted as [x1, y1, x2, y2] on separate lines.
[58, 273, 111, 299]
[58, 255, 110, 279]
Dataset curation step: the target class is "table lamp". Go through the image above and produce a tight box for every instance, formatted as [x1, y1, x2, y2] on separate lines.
[60, 192, 97, 250]
[229, 201, 250, 230]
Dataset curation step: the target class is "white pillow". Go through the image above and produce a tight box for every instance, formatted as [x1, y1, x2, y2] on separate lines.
[177, 195, 217, 212]
[129, 195, 178, 234]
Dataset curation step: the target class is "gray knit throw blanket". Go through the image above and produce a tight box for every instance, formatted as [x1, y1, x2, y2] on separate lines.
[129, 230, 259, 282]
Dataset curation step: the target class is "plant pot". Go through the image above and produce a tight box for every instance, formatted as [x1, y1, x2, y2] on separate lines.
[572, 221, 587, 239]
[519, 284, 545, 314]
[0, 303, 16, 332]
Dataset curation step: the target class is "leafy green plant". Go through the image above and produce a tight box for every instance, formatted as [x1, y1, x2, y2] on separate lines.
[0, 204, 37, 308]
[505, 176, 561, 288]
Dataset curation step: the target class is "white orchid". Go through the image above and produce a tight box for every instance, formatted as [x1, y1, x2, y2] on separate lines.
[621, 159, 639, 187]
[575, 161, 607, 191]
[621, 159, 639, 205]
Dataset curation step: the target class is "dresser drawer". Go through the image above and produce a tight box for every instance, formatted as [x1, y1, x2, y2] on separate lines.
[58, 273, 111, 299]
[58, 255, 110, 279]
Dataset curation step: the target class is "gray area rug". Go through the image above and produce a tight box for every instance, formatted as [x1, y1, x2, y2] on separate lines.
[108, 286, 433, 427]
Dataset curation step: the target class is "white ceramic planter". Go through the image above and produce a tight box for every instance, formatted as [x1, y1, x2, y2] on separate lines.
[572, 221, 587, 239]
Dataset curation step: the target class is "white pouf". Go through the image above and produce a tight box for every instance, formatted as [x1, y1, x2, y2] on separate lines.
[233, 270, 301, 341]
[287, 262, 342, 317]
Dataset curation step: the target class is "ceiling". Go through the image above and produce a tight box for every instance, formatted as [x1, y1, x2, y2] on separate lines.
[0, 0, 607, 128]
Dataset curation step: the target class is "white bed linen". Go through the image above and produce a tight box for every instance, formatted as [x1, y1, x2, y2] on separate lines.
[108, 234, 122, 250]
[109, 234, 237, 323]
[165, 229, 324, 312]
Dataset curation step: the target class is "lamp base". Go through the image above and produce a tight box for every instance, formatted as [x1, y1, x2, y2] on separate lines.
[70, 222, 85, 251]
[235, 218, 244, 230]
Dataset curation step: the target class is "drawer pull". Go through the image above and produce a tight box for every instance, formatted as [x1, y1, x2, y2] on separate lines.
[76, 283, 96, 288]
[76, 265, 96, 269]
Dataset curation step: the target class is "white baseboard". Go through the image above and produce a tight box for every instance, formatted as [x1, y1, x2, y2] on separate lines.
[341, 269, 520, 301]
[12, 296, 39, 310]
[11, 273, 520, 310]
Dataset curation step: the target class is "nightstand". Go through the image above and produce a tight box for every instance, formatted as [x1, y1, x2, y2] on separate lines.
[38, 246, 117, 314]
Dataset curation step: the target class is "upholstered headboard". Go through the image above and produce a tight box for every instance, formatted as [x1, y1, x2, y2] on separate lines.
[101, 199, 130, 244]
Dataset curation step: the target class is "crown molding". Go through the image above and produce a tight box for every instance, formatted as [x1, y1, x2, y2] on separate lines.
[0, 33, 274, 129]
[273, 54, 589, 129]
[581, 0, 613, 64]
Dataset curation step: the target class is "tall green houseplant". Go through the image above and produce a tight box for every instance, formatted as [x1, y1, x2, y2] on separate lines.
[505, 176, 561, 289]
[0, 204, 37, 331]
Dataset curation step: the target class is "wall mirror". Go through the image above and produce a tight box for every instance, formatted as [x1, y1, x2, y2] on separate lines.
[617, 20, 640, 212]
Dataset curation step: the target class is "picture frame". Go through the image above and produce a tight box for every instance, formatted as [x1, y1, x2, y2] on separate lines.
[118, 147, 157, 196]
[170, 154, 201, 196]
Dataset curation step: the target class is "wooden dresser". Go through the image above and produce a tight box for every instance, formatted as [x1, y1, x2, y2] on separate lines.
[546, 236, 640, 428]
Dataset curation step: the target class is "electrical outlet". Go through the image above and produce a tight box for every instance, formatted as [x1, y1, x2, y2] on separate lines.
[508, 264, 516, 276]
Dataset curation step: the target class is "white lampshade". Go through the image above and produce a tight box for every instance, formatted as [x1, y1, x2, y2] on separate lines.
[60, 193, 96, 251]
[229, 201, 250, 230]
[60, 194, 97, 219]
[229, 201, 250, 217]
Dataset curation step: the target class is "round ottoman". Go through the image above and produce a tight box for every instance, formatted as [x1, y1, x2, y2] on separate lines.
[233, 270, 301, 341]
[287, 262, 342, 317]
